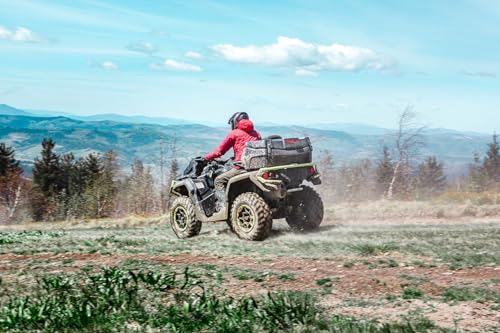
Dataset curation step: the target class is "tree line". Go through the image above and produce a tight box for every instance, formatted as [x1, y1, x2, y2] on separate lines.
[0, 138, 179, 223]
[1, 113, 499, 223]
[316, 111, 500, 203]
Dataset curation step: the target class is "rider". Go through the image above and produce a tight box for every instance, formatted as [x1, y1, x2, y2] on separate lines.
[205, 112, 261, 211]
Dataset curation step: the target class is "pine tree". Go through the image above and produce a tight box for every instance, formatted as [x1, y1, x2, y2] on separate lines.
[31, 139, 61, 220]
[416, 156, 447, 198]
[33, 139, 61, 195]
[56, 153, 77, 218]
[77, 152, 116, 218]
[482, 134, 500, 189]
[81, 153, 103, 186]
[91, 151, 118, 217]
[376, 146, 394, 197]
[0, 143, 21, 177]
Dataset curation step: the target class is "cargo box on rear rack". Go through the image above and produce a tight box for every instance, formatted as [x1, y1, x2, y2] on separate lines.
[241, 137, 312, 170]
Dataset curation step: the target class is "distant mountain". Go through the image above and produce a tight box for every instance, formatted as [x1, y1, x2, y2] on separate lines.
[306, 122, 391, 135]
[0, 114, 221, 172]
[24, 109, 194, 126]
[76, 113, 192, 126]
[0, 113, 491, 179]
[0, 104, 493, 178]
[0, 104, 34, 117]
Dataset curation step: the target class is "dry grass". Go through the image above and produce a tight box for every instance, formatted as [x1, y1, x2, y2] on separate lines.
[4, 198, 500, 230]
[0, 215, 165, 231]
[325, 199, 500, 222]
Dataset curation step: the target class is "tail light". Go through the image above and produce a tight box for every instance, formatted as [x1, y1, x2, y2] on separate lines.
[308, 166, 316, 175]
[261, 171, 278, 180]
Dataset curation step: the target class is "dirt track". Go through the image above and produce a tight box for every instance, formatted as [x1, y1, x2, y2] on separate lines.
[1, 215, 499, 331]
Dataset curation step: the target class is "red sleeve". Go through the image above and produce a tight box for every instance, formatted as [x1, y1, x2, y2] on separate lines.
[205, 132, 235, 160]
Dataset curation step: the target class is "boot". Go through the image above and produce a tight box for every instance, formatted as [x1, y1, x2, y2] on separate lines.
[214, 189, 225, 212]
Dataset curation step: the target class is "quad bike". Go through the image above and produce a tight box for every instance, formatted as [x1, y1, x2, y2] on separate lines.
[169, 136, 324, 241]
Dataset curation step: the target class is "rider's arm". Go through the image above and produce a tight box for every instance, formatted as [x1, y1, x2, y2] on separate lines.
[205, 132, 235, 160]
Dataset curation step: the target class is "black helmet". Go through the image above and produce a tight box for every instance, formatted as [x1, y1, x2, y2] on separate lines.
[228, 112, 249, 130]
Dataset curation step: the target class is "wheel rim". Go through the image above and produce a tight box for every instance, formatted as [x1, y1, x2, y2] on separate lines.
[291, 200, 307, 222]
[236, 204, 256, 233]
[173, 206, 188, 231]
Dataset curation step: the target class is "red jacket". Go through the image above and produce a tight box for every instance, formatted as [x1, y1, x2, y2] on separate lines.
[205, 119, 261, 161]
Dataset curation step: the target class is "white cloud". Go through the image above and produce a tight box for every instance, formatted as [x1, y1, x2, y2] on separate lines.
[295, 68, 318, 77]
[128, 41, 156, 54]
[162, 59, 202, 72]
[0, 26, 42, 42]
[212, 36, 390, 74]
[462, 70, 496, 78]
[101, 61, 118, 71]
[184, 51, 203, 60]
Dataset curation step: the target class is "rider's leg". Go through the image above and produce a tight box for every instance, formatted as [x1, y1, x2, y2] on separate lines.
[213, 168, 244, 211]
[214, 168, 243, 190]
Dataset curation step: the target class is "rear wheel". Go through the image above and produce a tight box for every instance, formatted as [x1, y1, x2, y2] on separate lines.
[226, 219, 234, 232]
[286, 186, 324, 231]
[231, 192, 272, 241]
[170, 196, 202, 238]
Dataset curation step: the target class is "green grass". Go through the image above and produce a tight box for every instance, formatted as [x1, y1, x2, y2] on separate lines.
[402, 287, 424, 299]
[442, 286, 500, 304]
[0, 220, 498, 331]
[1, 222, 498, 270]
[0, 267, 460, 333]
[0, 230, 65, 245]
[278, 273, 296, 281]
[350, 243, 399, 256]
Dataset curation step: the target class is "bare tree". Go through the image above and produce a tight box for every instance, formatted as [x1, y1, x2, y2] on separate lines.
[165, 136, 180, 210]
[0, 173, 29, 223]
[159, 134, 167, 213]
[386, 107, 426, 199]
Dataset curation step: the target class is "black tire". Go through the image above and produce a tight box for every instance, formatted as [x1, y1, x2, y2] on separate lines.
[230, 192, 272, 241]
[286, 186, 324, 231]
[226, 219, 234, 232]
[170, 196, 202, 239]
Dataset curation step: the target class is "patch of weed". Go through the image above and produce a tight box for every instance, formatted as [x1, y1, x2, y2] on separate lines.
[442, 286, 500, 304]
[278, 273, 296, 281]
[343, 260, 355, 268]
[350, 243, 399, 256]
[402, 287, 424, 299]
[0, 266, 448, 332]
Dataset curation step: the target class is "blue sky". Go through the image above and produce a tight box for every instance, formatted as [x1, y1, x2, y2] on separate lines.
[0, 0, 499, 132]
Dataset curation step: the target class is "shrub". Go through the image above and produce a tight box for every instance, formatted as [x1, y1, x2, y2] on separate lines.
[402, 287, 424, 299]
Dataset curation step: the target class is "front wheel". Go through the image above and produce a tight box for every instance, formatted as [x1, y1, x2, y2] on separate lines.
[286, 186, 324, 231]
[231, 192, 272, 241]
[170, 196, 202, 238]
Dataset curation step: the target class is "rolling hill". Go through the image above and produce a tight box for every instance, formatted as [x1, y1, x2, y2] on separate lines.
[0, 104, 492, 177]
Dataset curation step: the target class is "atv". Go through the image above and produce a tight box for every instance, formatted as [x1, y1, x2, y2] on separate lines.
[169, 136, 324, 241]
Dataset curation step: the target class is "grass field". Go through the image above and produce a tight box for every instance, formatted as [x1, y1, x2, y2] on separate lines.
[1, 202, 499, 332]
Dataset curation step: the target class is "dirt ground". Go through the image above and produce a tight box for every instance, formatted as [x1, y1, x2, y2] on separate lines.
[1, 213, 499, 332]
